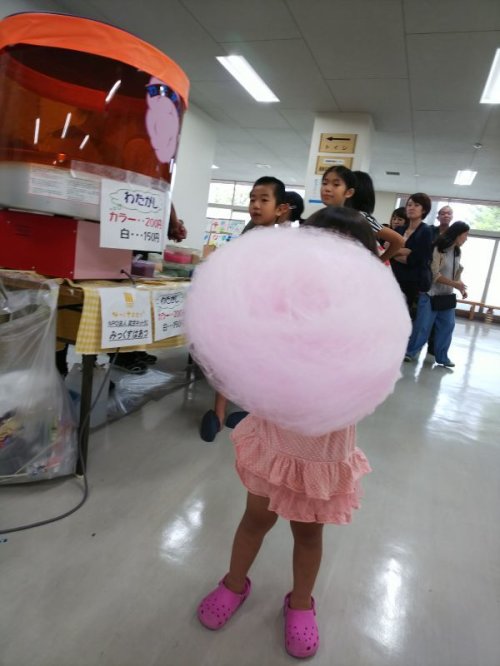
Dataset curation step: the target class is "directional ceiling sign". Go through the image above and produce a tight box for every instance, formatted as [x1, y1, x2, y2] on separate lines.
[319, 133, 357, 154]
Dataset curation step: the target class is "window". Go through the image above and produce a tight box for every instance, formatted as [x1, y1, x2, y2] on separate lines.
[206, 205, 232, 220]
[458, 237, 495, 303]
[208, 182, 234, 206]
[484, 244, 500, 304]
[207, 179, 305, 221]
[233, 184, 252, 207]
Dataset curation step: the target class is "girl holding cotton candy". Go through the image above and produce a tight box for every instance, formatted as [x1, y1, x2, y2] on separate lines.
[185, 207, 410, 659]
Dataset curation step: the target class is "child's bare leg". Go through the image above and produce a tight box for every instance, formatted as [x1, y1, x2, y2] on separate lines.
[214, 392, 227, 425]
[289, 521, 324, 609]
[224, 492, 278, 593]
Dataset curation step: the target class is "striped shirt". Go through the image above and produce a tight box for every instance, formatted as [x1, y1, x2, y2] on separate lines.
[360, 211, 382, 233]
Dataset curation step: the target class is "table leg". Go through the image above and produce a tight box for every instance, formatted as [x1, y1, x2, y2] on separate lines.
[77, 353, 96, 475]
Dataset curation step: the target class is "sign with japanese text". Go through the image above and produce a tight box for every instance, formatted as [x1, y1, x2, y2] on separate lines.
[29, 165, 100, 204]
[99, 288, 152, 348]
[315, 155, 353, 175]
[319, 133, 357, 154]
[100, 179, 168, 251]
[152, 288, 186, 341]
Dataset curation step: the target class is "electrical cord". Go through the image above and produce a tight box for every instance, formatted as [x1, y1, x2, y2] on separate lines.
[0, 349, 121, 534]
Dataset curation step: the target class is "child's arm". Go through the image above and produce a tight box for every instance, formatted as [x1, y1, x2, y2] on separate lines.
[376, 226, 404, 262]
[392, 247, 411, 263]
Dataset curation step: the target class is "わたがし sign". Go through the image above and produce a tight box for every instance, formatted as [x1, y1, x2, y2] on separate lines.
[152, 288, 186, 341]
[100, 179, 168, 252]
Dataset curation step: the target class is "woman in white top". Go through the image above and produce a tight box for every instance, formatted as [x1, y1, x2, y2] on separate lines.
[404, 222, 469, 367]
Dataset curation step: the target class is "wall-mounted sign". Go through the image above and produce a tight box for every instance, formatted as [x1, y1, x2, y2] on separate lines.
[315, 155, 353, 175]
[319, 133, 357, 154]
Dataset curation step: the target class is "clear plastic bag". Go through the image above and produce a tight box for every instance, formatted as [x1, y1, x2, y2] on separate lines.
[0, 272, 77, 483]
[107, 367, 189, 421]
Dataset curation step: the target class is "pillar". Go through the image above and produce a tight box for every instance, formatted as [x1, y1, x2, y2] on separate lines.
[303, 113, 374, 217]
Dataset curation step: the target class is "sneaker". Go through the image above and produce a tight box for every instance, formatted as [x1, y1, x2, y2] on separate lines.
[439, 359, 455, 368]
[403, 354, 415, 363]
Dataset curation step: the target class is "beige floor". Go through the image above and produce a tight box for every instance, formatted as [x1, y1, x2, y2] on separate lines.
[1, 318, 499, 666]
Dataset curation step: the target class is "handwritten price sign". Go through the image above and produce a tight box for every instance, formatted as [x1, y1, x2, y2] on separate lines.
[100, 178, 169, 251]
[152, 288, 186, 341]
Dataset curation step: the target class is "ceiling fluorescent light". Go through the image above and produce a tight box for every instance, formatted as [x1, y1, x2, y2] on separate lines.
[480, 49, 500, 103]
[454, 170, 477, 186]
[216, 55, 279, 103]
[211, 164, 220, 169]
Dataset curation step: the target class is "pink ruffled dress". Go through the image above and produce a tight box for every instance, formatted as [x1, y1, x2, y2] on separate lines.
[231, 415, 371, 524]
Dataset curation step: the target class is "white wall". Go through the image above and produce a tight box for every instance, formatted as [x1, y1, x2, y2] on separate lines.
[374, 190, 398, 226]
[172, 104, 216, 250]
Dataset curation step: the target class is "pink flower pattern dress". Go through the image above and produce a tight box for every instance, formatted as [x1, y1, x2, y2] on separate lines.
[232, 415, 371, 524]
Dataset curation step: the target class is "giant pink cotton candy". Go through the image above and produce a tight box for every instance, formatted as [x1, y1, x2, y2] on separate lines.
[184, 226, 411, 435]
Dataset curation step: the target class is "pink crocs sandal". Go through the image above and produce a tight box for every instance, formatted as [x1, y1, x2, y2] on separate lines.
[283, 592, 320, 658]
[197, 576, 251, 630]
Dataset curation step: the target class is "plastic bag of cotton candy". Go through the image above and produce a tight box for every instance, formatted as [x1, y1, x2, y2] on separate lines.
[184, 224, 410, 435]
[0, 275, 77, 482]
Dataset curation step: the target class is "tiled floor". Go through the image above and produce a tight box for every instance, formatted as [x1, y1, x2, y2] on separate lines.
[1, 319, 499, 666]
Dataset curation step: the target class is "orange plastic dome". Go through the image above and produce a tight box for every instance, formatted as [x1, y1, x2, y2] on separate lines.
[0, 12, 190, 217]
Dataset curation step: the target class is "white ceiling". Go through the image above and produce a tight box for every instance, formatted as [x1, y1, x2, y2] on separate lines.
[7, 0, 500, 200]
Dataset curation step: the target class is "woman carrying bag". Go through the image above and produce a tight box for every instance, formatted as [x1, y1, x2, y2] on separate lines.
[404, 222, 470, 367]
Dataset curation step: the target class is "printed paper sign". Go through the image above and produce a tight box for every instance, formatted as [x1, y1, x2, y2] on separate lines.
[307, 177, 324, 204]
[315, 155, 353, 175]
[100, 178, 168, 251]
[99, 288, 152, 348]
[29, 165, 100, 204]
[152, 288, 186, 341]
